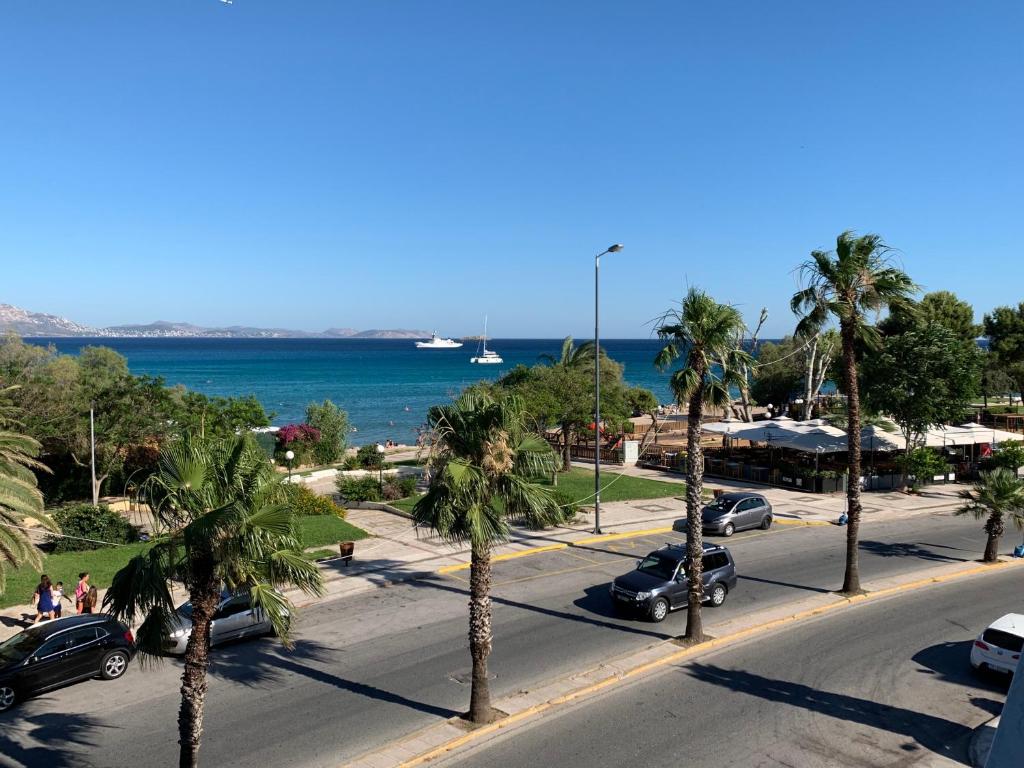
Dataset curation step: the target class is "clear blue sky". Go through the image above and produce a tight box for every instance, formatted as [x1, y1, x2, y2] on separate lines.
[2, 2, 1021, 338]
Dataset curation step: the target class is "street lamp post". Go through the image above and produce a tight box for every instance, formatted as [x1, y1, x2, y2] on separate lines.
[593, 243, 624, 535]
[285, 450, 295, 483]
[376, 443, 386, 493]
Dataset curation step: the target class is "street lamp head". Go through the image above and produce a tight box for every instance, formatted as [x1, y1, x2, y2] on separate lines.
[607, 244, 624, 253]
[284, 450, 295, 461]
[376, 443, 386, 454]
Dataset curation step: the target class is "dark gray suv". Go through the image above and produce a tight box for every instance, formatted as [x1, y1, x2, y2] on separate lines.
[673, 492, 773, 537]
[609, 542, 738, 622]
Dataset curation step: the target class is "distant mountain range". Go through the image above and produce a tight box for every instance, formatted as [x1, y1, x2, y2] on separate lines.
[0, 304, 431, 339]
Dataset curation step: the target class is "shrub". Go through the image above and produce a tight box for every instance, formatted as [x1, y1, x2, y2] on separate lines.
[48, 503, 139, 553]
[336, 475, 382, 502]
[381, 482, 405, 501]
[899, 448, 949, 491]
[341, 454, 361, 470]
[397, 476, 418, 497]
[356, 443, 389, 469]
[550, 489, 580, 525]
[275, 423, 322, 466]
[289, 485, 347, 519]
[305, 400, 350, 465]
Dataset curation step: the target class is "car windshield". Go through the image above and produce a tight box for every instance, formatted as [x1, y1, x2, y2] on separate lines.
[177, 603, 193, 619]
[636, 554, 678, 580]
[703, 498, 733, 513]
[0, 630, 44, 663]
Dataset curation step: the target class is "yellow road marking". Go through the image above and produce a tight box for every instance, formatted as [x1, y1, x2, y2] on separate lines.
[396, 557, 1024, 768]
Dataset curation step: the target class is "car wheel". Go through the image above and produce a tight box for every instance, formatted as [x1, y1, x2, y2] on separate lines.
[0, 685, 17, 712]
[100, 650, 130, 680]
[709, 583, 727, 607]
[723, 523, 735, 537]
[761, 515, 772, 530]
[649, 597, 670, 623]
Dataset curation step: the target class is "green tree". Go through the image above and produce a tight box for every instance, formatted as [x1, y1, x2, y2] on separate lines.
[861, 323, 981, 448]
[654, 287, 749, 640]
[984, 303, 1024, 409]
[792, 231, 917, 594]
[955, 468, 1024, 562]
[413, 391, 561, 723]
[0, 389, 54, 592]
[104, 435, 323, 768]
[881, 290, 981, 342]
[750, 336, 805, 407]
[305, 399, 349, 464]
[502, 337, 630, 472]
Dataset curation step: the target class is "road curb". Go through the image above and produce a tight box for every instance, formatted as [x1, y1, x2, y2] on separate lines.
[343, 557, 1024, 768]
[968, 715, 999, 767]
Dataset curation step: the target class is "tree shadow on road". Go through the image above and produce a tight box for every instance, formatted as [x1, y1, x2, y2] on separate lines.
[0, 710, 107, 768]
[411, 577, 674, 642]
[686, 663, 972, 765]
[205, 638, 460, 719]
[737, 574, 832, 594]
[858, 540, 969, 563]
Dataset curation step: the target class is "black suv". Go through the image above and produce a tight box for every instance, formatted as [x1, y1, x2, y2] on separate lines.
[0, 614, 136, 712]
[609, 542, 738, 622]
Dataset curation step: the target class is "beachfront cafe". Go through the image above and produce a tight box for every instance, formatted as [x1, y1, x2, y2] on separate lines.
[639, 417, 1021, 494]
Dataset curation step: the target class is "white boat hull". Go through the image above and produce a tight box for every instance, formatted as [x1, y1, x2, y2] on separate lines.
[471, 356, 503, 364]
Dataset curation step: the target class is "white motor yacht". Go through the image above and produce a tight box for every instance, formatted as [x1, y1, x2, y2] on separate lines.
[415, 332, 463, 349]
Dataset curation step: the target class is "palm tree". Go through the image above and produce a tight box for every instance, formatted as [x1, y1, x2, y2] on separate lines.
[792, 231, 916, 594]
[539, 337, 596, 471]
[654, 288, 749, 641]
[413, 390, 562, 723]
[104, 434, 323, 768]
[956, 468, 1024, 563]
[0, 389, 54, 592]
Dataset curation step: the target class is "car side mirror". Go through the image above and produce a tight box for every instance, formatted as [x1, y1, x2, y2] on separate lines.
[635, 560, 642, 569]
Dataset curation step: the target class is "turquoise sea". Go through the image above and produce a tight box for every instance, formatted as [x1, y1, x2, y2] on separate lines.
[33, 338, 680, 446]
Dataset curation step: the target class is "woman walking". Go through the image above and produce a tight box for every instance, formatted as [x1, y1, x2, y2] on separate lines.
[31, 575, 56, 624]
[81, 585, 99, 614]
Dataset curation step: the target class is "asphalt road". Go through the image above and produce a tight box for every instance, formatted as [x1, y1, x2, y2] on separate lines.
[0, 510, 1009, 768]
[441, 566, 1022, 768]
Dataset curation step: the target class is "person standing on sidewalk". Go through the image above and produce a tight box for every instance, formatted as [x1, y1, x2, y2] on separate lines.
[30, 575, 55, 624]
[75, 572, 90, 614]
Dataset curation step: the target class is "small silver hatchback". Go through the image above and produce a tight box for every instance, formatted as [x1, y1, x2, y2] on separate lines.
[162, 593, 287, 655]
[673, 492, 773, 537]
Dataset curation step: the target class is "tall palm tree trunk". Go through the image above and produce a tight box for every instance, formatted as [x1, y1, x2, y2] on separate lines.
[840, 320, 863, 594]
[468, 544, 494, 723]
[178, 563, 220, 768]
[983, 513, 1003, 563]
[684, 368, 707, 642]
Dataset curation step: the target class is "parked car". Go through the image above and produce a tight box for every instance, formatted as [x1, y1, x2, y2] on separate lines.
[162, 592, 288, 655]
[970, 613, 1023, 675]
[609, 542, 738, 622]
[0, 614, 135, 712]
[672, 492, 773, 537]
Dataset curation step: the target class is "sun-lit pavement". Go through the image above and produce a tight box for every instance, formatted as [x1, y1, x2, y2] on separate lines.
[0, 509, 1002, 768]
[437, 567, 1020, 768]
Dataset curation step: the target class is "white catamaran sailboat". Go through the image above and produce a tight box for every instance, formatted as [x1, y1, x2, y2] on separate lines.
[470, 317, 502, 364]
[415, 332, 463, 349]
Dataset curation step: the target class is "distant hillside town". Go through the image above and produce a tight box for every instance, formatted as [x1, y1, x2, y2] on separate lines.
[0, 303, 430, 339]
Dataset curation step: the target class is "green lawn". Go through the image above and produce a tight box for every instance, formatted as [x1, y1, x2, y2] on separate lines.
[0, 515, 368, 610]
[0, 542, 154, 611]
[540, 468, 684, 504]
[294, 515, 368, 548]
[389, 496, 419, 515]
